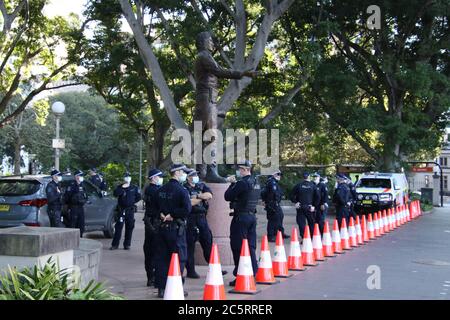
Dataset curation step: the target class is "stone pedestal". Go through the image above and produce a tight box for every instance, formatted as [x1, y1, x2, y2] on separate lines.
[433, 174, 441, 206]
[0, 227, 79, 272]
[195, 183, 234, 265]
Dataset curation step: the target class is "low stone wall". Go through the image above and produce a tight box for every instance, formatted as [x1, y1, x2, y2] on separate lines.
[73, 238, 102, 289]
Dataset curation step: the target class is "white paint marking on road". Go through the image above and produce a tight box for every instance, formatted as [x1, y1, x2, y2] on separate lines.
[355, 268, 359, 271]
[443, 284, 450, 287]
[444, 230, 450, 233]
[412, 270, 418, 273]
[440, 292, 447, 295]
[446, 281, 450, 284]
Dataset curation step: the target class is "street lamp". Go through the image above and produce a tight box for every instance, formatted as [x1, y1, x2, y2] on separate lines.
[51, 101, 65, 171]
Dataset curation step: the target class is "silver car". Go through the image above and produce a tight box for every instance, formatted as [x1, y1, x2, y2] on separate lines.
[0, 174, 116, 238]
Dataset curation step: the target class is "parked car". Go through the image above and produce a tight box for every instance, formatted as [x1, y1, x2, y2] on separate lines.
[0, 174, 117, 238]
[354, 172, 409, 213]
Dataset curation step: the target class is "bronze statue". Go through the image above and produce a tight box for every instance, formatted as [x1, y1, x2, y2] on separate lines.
[194, 31, 257, 183]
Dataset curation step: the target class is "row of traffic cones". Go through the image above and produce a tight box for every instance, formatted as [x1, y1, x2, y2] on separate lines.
[163, 200, 423, 300]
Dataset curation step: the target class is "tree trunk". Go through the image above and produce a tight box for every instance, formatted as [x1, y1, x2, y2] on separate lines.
[13, 131, 21, 175]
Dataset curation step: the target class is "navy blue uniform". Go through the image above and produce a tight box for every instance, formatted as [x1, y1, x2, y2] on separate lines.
[184, 181, 213, 275]
[143, 183, 160, 283]
[155, 179, 191, 290]
[111, 183, 141, 248]
[224, 175, 260, 277]
[45, 180, 64, 227]
[333, 182, 351, 228]
[261, 177, 285, 239]
[290, 180, 320, 238]
[90, 174, 107, 191]
[348, 181, 357, 219]
[316, 182, 329, 235]
[64, 181, 88, 237]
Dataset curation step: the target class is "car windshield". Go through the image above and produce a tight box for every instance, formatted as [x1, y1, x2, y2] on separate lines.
[0, 180, 41, 196]
[357, 178, 391, 189]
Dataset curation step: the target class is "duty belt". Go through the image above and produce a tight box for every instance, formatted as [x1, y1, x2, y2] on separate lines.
[236, 211, 256, 216]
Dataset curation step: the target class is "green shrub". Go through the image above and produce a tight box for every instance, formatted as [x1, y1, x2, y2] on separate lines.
[0, 259, 123, 300]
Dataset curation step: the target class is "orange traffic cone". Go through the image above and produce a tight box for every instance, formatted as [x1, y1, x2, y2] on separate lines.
[203, 244, 226, 300]
[322, 221, 336, 257]
[312, 224, 326, 261]
[355, 216, 364, 245]
[340, 218, 352, 250]
[256, 236, 279, 285]
[378, 211, 385, 235]
[164, 253, 185, 300]
[406, 204, 411, 222]
[395, 206, 401, 228]
[390, 208, 396, 229]
[373, 212, 380, 237]
[418, 200, 422, 216]
[361, 215, 369, 242]
[348, 217, 358, 247]
[288, 227, 306, 271]
[367, 213, 375, 239]
[273, 231, 292, 278]
[229, 239, 260, 295]
[301, 226, 317, 266]
[331, 219, 344, 254]
[382, 210, 389, 233]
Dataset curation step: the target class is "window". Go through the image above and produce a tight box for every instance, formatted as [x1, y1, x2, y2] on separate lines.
[445, 158, 448, 167]
[444, 176, 448, 191]
[356, 179, 391, 189]
[0, 180, 41, 196]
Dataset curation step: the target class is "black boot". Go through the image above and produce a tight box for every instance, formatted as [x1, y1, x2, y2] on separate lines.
[157, 288, 164, 298]
[205, 163, 227, 183]
[186, 270, 200, 279]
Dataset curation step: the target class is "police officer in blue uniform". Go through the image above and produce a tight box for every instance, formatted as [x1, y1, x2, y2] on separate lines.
[155, 164, 191, 298]
[312, 173, 329, 235]
[46, 169, 64, 227]
[89, 168, 107, 191]
[346, 176, 358, 219]
[64, 170, 88, 237]
[261, 170, 289, 242]
[333, 174, 351, 228]
[290, 172, 321, 239]
[110, 172, 141, 250]
[184, 169, 224, 278]
[143, 168, 164, 286]
[224, 160, 260, 286]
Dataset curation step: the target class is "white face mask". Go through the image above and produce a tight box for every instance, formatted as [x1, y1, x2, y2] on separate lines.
[179, 173, 187, 183]
[156, 177, 163, 186]
[314, 177, 320, 184]
[323, 179, 328, 184]
[192, 176, 199, 184]
[124, 177, 131, 183]
[235, 170, 241, 178]
[78, 177, 84, 183]
[57, 176, 62, 182]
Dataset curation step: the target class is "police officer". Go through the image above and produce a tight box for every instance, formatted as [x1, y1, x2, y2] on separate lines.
[89, 168, 107, 191]
[290, 172, 320, 239]
[155, 164, 191, 298]
[46, 169, 64, 227]
[313, 173, 329, 235]
[224, 160, 260, 286]
[64, 170, 88, 237]
[261, 170, 289, 242]
[333, 174, 351, 228]
[110, 172, 142, 250]
[346, 176, 358, 219]
[143, 168, 164, 286]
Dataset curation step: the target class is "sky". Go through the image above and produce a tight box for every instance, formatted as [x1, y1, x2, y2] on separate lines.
[43, 0, 87, 19]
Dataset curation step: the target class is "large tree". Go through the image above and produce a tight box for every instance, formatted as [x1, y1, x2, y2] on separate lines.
[282, 0, 449, 170]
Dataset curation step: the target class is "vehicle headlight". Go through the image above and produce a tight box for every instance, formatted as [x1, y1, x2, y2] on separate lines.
[357, 194, 363, 200]
[379, 193, 392, 201]
[371, 195, 378, 201]
[365, 195, 370, 200]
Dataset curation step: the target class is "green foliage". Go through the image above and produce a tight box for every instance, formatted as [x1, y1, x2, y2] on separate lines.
[0, 258, 122, 300]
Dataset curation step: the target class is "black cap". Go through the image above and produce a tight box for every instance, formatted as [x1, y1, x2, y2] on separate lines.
[237, 160, 252, 169]
[89, 167, 97, 173]
[336, 173, 346, 180]
[148, 168, 164, 179]
[311, 172, 320, 177]
[187, 169, 198, 177]
[50, 169, 62, 176]
[303, 171, 310, 178]
[74, 169, 84, 177]
[124, 171, 131, 178]
[169, 164, 190, 173]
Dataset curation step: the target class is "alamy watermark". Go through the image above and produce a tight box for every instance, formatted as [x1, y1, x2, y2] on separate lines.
[170, 121, 279, 175]
[366, 5, 381, 30]
[366, 265, 381, 290]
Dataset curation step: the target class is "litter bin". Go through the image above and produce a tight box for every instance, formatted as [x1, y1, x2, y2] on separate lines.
[420, 187, 433, 204]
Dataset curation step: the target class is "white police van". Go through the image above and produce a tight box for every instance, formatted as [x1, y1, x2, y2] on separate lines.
[354, 172, 408, 213]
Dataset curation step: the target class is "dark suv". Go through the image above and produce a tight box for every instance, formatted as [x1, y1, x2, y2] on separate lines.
[0, 174, 117, 238]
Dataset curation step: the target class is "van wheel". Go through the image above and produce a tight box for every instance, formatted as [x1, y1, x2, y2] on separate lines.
[103, 213, 115, 238]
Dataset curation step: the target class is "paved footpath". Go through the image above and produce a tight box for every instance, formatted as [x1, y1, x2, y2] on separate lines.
[86, 205, 450, 300]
